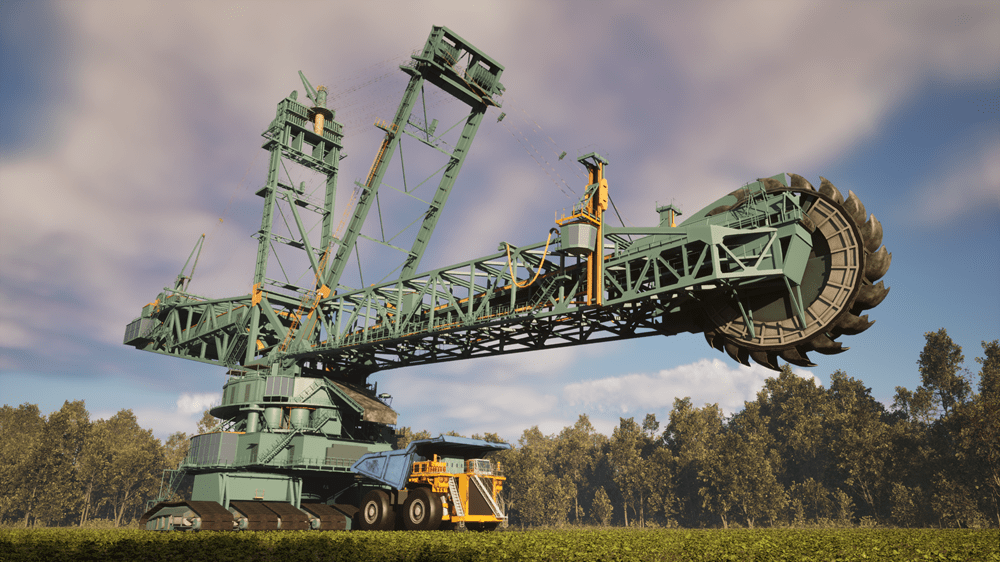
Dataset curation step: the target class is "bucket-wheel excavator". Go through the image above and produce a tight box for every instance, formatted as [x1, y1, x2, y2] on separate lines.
[127, 26, 890, 531]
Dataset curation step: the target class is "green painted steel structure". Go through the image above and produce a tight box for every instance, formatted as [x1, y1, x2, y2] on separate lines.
[126, 25, 890, 531]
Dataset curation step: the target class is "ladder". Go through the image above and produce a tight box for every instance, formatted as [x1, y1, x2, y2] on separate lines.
[448, 477, 465, 517]
[365, 124, 396, 187]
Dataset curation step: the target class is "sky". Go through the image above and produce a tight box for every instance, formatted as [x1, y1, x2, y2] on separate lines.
[2, 1, 998, 443]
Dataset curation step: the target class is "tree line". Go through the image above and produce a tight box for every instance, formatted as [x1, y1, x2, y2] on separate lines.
[0, 403, 193, 527]
[2, 328, 996, 528]
[436, 330, 996, 529]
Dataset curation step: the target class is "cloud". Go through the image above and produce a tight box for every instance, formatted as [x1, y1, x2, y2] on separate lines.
[385, 368, 567, 440]
[126, 392, 221, 440]
[430, 345, 587, 381]
[176, 392, 220, 416]
[81, 390, 220, 440]
[623, 2, 1000, 219]
[563, 358, 818, 416]
[383, 355, 819, 442]
[907, 132, 1000, 223]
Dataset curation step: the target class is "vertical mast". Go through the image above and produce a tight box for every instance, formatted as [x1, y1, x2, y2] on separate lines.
[247, 74, 344, 365]
[321, 26, 505, 293]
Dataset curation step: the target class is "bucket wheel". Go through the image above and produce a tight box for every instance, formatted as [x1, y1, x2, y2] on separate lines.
[702, 175, 891, 369]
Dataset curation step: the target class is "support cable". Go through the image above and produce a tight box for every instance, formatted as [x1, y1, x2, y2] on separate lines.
[608, 194, 633, 242]
[198, 149, 264, 292]
[506, 93, 586, 185]
[500, 115, 574, 199]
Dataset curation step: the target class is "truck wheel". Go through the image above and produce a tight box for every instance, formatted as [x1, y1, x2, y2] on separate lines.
[402, 487, 442, 531]
[358, 490, 394, 530]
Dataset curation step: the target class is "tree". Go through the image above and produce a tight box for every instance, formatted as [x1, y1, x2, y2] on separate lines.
[665, 398, 725, 527]
[29, 401, 90, 526]
[609, 417, 648, 527]
[917, 328, 971, 415]
[591, 486, 613, 526]
[751, 365, 829, 487]
[0, 403, 45, 525]
[976, 339, 1000, 401]
[953, 402, 999, 526]
[394, 427, 432, 449]
[929, 475, 982, 528]
[833, 488, 856, 524]
[470, 432, 506, 444]
[892, 385, 937, 425]
[196, 409, 217, 434]
[641, 413, 660, 440]
[886, 337, 997, 528]
[827, 371, 891, 522]
[503, 426, 573, 527]
[80, 410, 164, 526]
[950, 340, 1000, 526]
[553, 415, 599, 523]
[888, 385, 937, 524]
[790, 478, 835, 524]
[157, 432, 193, 504]
[889, 482, 925, 527]
[723, 402, 787, 528]
[163, 432, 190, 469]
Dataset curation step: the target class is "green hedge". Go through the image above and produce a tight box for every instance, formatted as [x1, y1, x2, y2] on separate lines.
[1, 528, 997, 562]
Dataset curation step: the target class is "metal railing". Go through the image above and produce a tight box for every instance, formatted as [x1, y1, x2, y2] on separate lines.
[181, 453, 358, 471]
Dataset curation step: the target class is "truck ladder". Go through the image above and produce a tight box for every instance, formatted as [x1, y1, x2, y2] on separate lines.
[448, 477, 465, 517]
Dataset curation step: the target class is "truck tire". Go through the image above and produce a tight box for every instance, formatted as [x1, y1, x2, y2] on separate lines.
[358, 490, 394, 531]
[402, 487, 442, 531]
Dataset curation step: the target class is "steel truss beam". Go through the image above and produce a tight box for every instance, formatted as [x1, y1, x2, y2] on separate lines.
[279, 185, 812, 379]
[127, 174, 811, 382]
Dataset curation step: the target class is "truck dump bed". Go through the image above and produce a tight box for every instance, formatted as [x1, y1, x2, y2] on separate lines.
[351, 435, 510, 489]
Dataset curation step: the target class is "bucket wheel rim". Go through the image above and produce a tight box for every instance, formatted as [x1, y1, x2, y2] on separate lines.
[702, 176, 890, 369]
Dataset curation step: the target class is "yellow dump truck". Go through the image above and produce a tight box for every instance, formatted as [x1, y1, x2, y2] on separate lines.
[352, 436, 508, 531]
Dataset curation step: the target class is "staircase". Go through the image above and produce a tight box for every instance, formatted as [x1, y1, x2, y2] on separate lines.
[309, 409, 334, 431]
[224, 313, 252, 367]
[528, 277, 560, 313]
[448, 477, 465, 517]
[257, 430, 299, 465]
[471, 475, 506, 520]
[292, 379, 324, 403]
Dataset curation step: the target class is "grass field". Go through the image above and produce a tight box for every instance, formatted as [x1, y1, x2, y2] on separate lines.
[1, 527, 997, 561]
